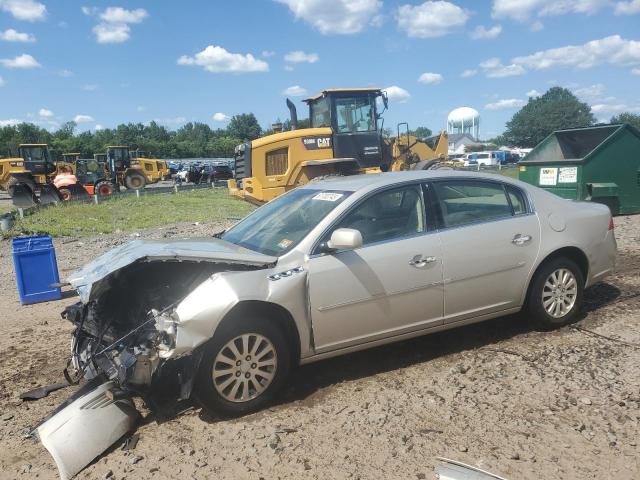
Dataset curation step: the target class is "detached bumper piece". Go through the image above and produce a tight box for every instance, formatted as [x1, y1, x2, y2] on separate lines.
[35, 381, 139, 480]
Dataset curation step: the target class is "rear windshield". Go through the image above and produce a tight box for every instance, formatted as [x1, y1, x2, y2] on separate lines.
[222, 188, 351, 256]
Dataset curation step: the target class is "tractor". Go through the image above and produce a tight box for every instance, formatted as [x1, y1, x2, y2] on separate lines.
[0, 144, 85, 207]
[130, 150, 171, 183]
[227, 88, 451, 204]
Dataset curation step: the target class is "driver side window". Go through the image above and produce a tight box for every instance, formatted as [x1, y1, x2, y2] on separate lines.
[333, 185, 425, 246]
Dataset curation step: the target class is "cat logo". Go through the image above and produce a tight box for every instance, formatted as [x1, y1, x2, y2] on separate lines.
[302, 136, 332, 150]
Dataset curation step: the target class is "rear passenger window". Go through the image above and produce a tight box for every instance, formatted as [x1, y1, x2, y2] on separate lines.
[506, 186, 527, 215]
[433, 181, 512, 228]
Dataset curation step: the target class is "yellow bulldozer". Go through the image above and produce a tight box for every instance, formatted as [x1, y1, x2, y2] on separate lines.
[228, 88, 453, 204]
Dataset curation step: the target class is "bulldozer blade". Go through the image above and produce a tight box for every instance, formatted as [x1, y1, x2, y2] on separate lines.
[10, 183, 38, 208]
[39, 184, 64, 205]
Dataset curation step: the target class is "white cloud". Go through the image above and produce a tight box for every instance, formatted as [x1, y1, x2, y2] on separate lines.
[529, 20, 544, 31]
[82, 84, 99, 91]
[592, 103, 640, 114]
[383, 85, 411, 103]
[0, 53, 40, 68]
[284, 65, 294, 71]
[282, 85, 308, 96]
[94, 124, 104, 131]
[262, 50, 275, 57]
[212, 112, 231, 122]
[275, 0, 382, 34]
[38, 108, 53, 118]
[460, 69, 477, 78]
[480, 57, 526, 77]
[0, 0, 46, 21]
[633, 67, 640, 75]
[0, 75, 4, 86]
[100, 7, 148, 24]
[0, 118, 21, 126]
[178, 45, 269, 73]
[58, 69, 73, 77]
[418, 72, 443, 85]
[0, 28, 35, 42]
[469, 24, 502, 39]
[526, 89, 541, 97]
[284, 50, 319, 63]
[74, 114, 94, 123]
[492, 0, 612, 22]
[397, 1, 469, 38]
[85, 6, 148, 44]
[484, 98, 526, 110]
[573, 83, 606, 101]
[136, 106, 145, 112]
[512, 35, 640, 70]
[615, 0, 640, 14]
[93, 23, 130, 44]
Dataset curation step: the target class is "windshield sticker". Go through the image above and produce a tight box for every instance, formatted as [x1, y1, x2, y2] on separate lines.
[539, 167, 558, 186]
[278, 239, 293, 249]
[313, 192, 344, 202]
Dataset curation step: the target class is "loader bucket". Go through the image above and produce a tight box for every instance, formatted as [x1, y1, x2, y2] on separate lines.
[10, 183, 38, 208]
[66, 183, 90, 202]
[39, 184, 64, 206]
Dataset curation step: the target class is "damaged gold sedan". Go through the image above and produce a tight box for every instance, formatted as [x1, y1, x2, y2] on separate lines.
[33, 171, 616, 478]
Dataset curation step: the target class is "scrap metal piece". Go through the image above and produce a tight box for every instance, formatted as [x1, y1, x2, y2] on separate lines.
[435, 457, 508, 480]
[35, 381, 139, 480]
[20, 382, 69, 401]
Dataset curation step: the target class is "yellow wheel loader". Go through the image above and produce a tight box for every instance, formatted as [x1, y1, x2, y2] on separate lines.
[0, 144, 84, 207]
[130, 150, 170, 183]
[228, 88, 450, 204]
[104, 146, 147, 190]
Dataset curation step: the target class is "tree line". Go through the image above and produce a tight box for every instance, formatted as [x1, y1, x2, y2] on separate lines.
[0, 113, 265, 160]
[2, 87, 639, 159]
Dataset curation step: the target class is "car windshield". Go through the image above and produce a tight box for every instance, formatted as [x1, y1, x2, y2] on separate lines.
[222, 188, 351, 256]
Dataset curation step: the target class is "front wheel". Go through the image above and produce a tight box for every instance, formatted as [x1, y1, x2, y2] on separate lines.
[124, 172, 146, 190]
[527, 258, 584, 329]
[195, 317, 291, 417]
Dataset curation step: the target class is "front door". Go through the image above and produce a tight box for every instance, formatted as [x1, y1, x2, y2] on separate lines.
[307, 184, 444, 353]
[429, 180, 540, 322]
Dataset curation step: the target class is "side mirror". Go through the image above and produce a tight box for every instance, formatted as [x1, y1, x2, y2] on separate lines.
[327, 228, 363, 251]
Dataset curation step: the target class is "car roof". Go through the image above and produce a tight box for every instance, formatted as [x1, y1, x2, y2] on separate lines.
[300, 170, 521, 193]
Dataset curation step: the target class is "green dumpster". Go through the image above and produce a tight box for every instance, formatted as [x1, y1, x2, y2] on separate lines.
[518, 123, 640, 215]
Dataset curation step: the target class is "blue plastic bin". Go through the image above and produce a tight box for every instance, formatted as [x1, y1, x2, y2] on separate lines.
[12, 235, 62, 305]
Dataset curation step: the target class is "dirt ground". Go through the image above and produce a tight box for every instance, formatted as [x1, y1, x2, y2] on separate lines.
[0, 215, 638, 480]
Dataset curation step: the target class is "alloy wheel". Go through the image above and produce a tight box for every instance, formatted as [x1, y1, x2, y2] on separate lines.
[212, 333, 277, 403]
[542, 268, 578, 318]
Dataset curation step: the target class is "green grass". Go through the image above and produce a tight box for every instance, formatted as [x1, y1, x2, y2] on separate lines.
[9, 188, 255, 238]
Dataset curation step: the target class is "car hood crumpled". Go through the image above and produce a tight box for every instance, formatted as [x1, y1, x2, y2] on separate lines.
[67, 238, 277, 302]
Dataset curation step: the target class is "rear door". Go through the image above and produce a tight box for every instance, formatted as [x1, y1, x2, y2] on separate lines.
[428, 180, 540, 322]
[307, 184, 444, 353]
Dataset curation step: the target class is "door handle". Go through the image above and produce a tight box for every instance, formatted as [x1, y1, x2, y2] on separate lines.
[512, 234, 532, 246]
[409, 255, 437, 268]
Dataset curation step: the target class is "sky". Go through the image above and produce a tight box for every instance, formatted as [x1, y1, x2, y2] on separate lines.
[0, 0, 639, 139]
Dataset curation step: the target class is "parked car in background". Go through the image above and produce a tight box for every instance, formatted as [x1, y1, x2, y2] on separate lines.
[60, 170, 616, 419]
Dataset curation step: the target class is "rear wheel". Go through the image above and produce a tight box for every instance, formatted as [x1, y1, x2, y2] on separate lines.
[58, 187, 72, 201]
[195, 316, 291, 417]
[124, 172, 146, 190]
[527, 257, 584, 329]
[95, 180, 116, 197]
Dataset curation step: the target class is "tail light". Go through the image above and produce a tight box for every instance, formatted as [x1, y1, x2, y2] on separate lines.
[608, 217, 614, 231]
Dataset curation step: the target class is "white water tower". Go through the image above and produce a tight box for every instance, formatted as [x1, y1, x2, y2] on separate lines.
[447, 107, 480, 140]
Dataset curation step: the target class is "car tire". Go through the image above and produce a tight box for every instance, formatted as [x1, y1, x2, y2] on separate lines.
[527, 257, 584, 329]
[195, 316, 291, 417]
